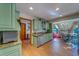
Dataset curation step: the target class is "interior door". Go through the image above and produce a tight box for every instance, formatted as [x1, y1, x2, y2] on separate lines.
[20, 23, 26, 41]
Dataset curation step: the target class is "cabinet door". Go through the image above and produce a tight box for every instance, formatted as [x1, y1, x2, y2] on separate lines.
[0, 4, 18, 31]
[38, 20, 42, 31]
[34, 20, 39, 31]
[33, 19, 40, 32]
[0, 3, 12, 28]
[0, 44, 21, 56]
[47, 34, 51, 40]
[33, 36, 38, 47]
[11, 4, 17, 30]
[15, 11, 20, 30]
[37, 36, 44, 46]
[46, 34, 52, 42]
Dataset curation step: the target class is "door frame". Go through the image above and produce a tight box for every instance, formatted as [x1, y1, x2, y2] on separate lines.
[19, 17, 32, 45]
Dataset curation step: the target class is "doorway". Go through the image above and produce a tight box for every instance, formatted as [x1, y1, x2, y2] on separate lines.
[19, 17, 32, 46]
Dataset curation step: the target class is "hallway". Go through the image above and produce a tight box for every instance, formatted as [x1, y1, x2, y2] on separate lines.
[22, 38, 71, 56]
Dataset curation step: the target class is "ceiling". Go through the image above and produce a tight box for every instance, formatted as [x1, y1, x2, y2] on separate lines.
[16, 3, 79, 20]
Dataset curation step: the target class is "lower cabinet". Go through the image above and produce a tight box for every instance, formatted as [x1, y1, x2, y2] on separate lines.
[37, 36, 44, 46]
[47, 34, 52, 41]
[0, 44, 21, 56]
[33, 33, 52, 47]
[33, 36, 38, 47]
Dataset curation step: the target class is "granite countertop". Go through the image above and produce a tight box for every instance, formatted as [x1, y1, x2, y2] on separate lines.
[33, 32, 51, 37]
[0, 40, 21, 50]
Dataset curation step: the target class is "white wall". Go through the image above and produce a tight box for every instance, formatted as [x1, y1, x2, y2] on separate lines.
[20, 12, 33, 20]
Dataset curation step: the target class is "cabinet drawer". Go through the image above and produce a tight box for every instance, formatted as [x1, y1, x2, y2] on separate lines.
[6, 48, 20, 56]
[37, 36, 44, 46]
[0, 44, 21, 56]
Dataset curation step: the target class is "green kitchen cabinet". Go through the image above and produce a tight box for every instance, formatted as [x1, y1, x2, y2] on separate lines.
[33, 33, 52, 47]
[42, 20, 46, 30]
[38, 20, 42, 31]
[44, 34, 47, 43]
[47, 34, 50, 40]
[0, 4, 12, 29]
[38, 36, 44, 46]
[0, 43, 21, 56]
[33, 17, 43, 32]
[0, 3, 20, 31]
[33, 36, 38, 47]
[33, 18, 39, 31]
[15, 11, 20, 31]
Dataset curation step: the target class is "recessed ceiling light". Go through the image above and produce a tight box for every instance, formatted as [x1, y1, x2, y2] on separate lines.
[29, 7, 33, 10]
[60, 15, 62, 17]
[56, 8, 59, 11]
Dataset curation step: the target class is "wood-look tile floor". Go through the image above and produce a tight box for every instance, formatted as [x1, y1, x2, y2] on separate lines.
[22, 38, 72, 56]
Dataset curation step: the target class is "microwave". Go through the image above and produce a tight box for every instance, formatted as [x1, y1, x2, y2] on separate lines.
[0, 31, 18, 44]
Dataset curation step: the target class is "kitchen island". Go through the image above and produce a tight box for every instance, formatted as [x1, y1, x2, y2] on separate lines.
[32, 32, 52, 47]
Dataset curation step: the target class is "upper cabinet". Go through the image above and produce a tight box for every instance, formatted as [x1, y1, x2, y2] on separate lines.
[33, 18, 39, 31]
[33, 17, 43, 32]
[15, 11, 20, 31]
[0, 3, 20, 31]
[33, 16, 52, 33]
[42, 20, 46, 30]
[33, 17, 52, 33]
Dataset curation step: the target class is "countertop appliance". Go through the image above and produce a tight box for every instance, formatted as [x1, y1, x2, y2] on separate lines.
[0, 31, 18, 44]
